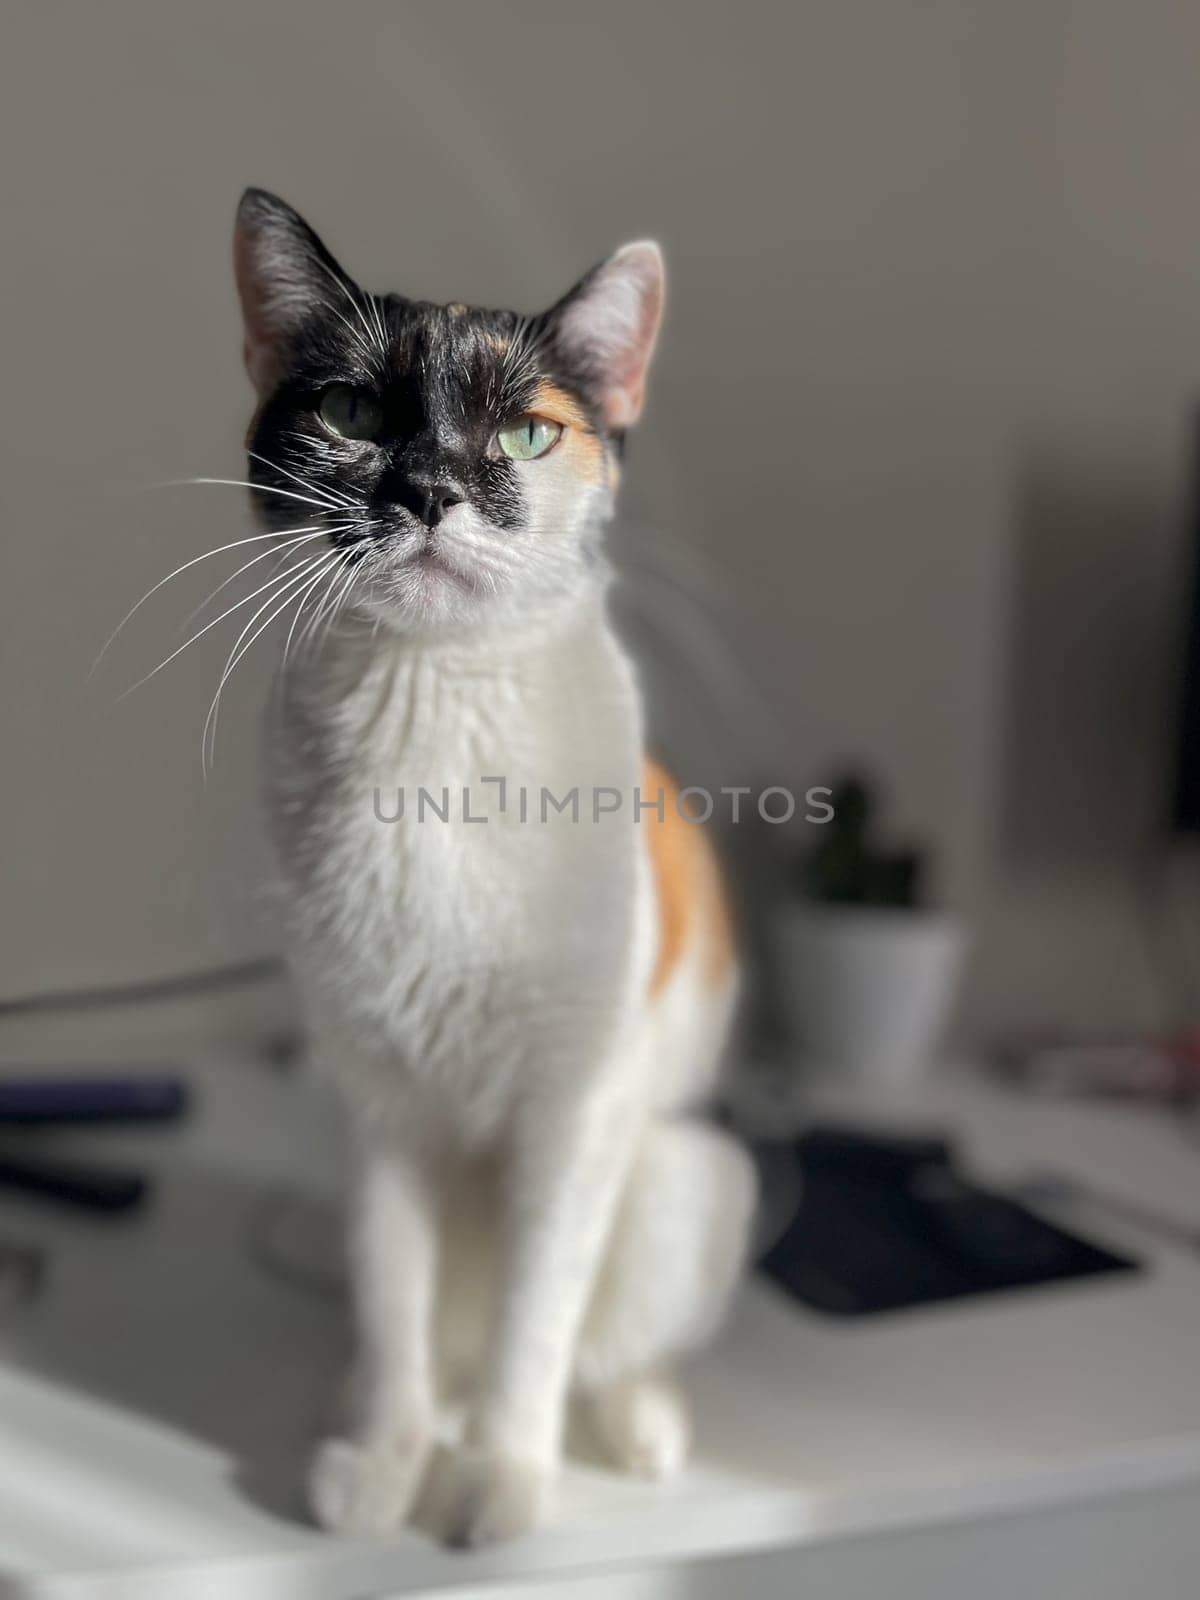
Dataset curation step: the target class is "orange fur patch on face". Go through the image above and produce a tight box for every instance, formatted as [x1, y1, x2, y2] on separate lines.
[642, 758, 736, 996]
[531, 381, 608, 487]
[530, 380, 590, 431]
[560, 425, 608, 488]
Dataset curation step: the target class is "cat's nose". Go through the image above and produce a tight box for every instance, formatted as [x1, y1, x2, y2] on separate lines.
[392, 476, 464, 530]
[418, 485, 464, 529]
[383, 464, 467, 532]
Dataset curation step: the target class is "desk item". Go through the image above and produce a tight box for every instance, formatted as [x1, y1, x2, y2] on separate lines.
[759, 1125, 1138, 1315]
[0, 1074, 187, 1125]
[0, 1150, 147, 1213]
[0, 1071, 184, 1214]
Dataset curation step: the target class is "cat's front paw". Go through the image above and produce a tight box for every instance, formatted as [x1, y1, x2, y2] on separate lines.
[419, 1443, 549, 1548]
[308, 1433, 432, 1535]
[588, 1375, 691, 1480]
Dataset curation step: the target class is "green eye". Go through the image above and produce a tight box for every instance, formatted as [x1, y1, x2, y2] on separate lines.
[319, 384, 383, 442]
[496, 415, 563, 461]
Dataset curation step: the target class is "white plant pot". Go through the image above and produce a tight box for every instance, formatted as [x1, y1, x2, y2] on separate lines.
[776, 904, 967, 1087]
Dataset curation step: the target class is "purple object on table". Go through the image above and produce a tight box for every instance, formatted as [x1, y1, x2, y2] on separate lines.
[0, 1074, 188, 1125]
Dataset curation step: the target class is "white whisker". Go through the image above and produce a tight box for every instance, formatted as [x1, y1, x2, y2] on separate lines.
[179, 525, 338, 629]
[367, 291, 389, 353]
[89, 522, 328, 679]
[203, 549, 344, 775]
[296, 550, 355, 655]
[117, 540, 335, 701]
[166, 476, 346, 513]
[318, 553, 365, 652]
[319, 297, 377, 362]
[311, 254, 384, 358]
[290, 525, 373, 664]
[280, 559, 329, 679]
[246, 451, 358, 512]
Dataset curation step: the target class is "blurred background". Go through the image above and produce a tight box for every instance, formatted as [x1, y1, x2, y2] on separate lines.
[5, 0, 1200, 1045]
[4, 4, 1200, 1592]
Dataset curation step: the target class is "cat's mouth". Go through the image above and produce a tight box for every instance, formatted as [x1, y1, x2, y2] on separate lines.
[397, 532, 477, 591]
[359, 509, 494, 611]
[414, 546, 459, 576]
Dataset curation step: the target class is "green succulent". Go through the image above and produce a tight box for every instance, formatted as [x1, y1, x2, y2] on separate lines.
[801, 775, 924, 909]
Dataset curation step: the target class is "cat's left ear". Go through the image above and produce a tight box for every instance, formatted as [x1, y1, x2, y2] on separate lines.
[234, 188, 358, 394]
[547, 242, 664, 430]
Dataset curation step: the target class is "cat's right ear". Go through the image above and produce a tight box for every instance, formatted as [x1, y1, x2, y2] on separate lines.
[234, 188, 352, 394]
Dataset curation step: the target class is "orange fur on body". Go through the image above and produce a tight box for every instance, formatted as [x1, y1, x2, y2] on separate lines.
[641, 758, 735, 997]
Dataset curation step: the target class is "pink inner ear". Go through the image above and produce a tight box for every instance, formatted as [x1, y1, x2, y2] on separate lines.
[560, 243, 664, 430]
[234, 222, 305, 395]
[234, 226, 278, 394]
[606, 371, 647, 430]
[242, 334, 270, 394]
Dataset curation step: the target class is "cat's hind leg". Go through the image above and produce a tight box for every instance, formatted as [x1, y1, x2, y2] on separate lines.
[574, 1116, 756, 1477]
[585, 1369, 692, 1480]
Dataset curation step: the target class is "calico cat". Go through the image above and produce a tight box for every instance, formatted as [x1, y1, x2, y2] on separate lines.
[233, 189, 756, 1545]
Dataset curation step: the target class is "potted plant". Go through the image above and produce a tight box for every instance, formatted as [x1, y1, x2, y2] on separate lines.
[777, 776, 966, 1086]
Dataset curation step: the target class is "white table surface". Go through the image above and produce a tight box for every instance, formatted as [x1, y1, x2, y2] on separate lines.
[1, 1050, 1199, 1599]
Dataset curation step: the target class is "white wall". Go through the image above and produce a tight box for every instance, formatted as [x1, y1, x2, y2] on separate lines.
[3, 0, 1199, 1037]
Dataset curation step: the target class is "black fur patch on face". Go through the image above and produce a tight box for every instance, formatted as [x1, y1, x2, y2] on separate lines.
[247, 293, 605, 550]
[235, 188, 663, 603]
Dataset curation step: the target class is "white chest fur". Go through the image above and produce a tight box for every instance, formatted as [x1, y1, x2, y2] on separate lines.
[267, 596, 653, 1139]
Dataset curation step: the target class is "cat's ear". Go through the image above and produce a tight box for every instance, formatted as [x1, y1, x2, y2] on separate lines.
[234, 188, 355, 394]
[547, 242, 664, 430]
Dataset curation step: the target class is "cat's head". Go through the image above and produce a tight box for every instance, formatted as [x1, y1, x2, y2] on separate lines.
[233, 189, 663, 633]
